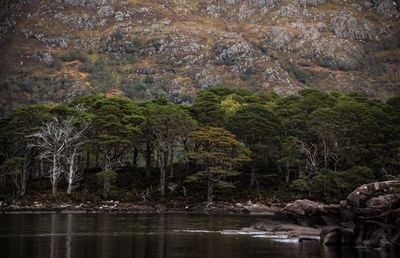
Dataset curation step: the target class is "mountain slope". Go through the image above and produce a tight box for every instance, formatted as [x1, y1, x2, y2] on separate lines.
[0, 0, 399, 113]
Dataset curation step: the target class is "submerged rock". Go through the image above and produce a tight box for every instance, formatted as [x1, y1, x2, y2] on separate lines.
[253, 219, 321, 239]
[320, 226, 355, 246]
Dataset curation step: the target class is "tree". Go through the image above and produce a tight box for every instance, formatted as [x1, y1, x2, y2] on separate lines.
[277, 136, 304, 183]
[274, 89, 335, 138]
[227, 104, 282, 189]
[28, 116, 89, 195]
[29, 118, 68, 195]
[96, 169, 117, 197]
[190, 91, 224, 126]
[330, 97, 390, 169]
[147, 102, 197, 197]
[64, 121, 90, 194]
[308, 108, 342, 170]
[186, 126, 251, 206]
[0, 104, 53, 195]
[73, 96, 145, 170]
[0, 157, 24, 194]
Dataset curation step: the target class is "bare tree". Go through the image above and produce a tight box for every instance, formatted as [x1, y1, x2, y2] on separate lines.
[28, 117, 89, 195]
[29, 118, 67, 195]
[296, 140, 319, 176]
[65, 142, 84, 194]
[63, 119, 89, 194]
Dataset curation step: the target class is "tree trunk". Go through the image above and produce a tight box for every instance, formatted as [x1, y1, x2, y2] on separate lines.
[133, 147, 138, 170]
[285, 161, 290, 183]
[95, 146, 99, 168]
[169, 148, 174, 178]
[67, 154, 75, 195]
[207, 182, 214, 207]
[159, 153, 168, 197]
[52, 181, 57, 195]
[323, 138, 328, 169]
[21, 152, 29, 195]
[249, 165, 256, 189]
[51, 155, 58, 195]
[160, 165, 165, 197]
[145, 142, 152, 177]
[40, 159, 44, 177]
[86, 150, 90, 169]
[103, 177, 110, 196]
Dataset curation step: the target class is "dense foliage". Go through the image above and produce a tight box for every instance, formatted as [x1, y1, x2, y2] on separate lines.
[0, 89, 399, 204]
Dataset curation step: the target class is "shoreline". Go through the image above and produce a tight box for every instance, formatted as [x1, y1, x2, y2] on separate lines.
[0, 203, 271, 216]
[0, 207, 250, 215]
[0, 200, 283, 215]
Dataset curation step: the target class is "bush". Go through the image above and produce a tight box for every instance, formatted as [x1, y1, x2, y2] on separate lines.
[288, 64, 311, 83]
[241, 66, 259, 80]
[48, 59, 63, 70]
[291, 177, 311, 194]
[60, 49, 90, 63]
[121, 79, 147, 98]
[96, 170, 118, 197]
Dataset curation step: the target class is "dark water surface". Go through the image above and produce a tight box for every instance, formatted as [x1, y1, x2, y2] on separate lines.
[0, 213, 395, 258]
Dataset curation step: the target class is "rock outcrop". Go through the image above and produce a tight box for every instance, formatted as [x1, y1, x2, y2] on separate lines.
[235, 201, 280, 215]
[256, 181, 400, 251]
[323, 181, 400, 251]
[278, 199, 340, 226]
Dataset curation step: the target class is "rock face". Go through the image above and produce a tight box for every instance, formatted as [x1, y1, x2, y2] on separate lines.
[329, 181, 400, 251]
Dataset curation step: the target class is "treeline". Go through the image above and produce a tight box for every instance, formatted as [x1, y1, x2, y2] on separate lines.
[0, 88, 399, 204]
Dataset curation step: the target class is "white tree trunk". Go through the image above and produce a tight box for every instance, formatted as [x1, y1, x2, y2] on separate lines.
[51, 155, 58, 195]
[67, 155, 75, 195]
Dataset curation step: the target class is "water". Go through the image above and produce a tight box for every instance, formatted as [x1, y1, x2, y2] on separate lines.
[0, 213, 395, 258]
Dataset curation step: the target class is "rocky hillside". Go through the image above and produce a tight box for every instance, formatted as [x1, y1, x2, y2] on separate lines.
[0, 0, 399, 113]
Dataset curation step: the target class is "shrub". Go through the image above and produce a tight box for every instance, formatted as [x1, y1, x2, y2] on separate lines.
[48, 59, 63, 70]
[96, 170, 118, 197]
[288, 64, 311, 84]
[121, 79, 147, 98]
[60, 49, 90, 63]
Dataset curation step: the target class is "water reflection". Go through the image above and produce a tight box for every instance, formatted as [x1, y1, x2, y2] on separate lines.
[66, 214, 72, 258]
[0, 214, 396, 258]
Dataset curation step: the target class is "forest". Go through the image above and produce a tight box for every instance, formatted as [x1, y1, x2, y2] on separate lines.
[0, 88, 399, 206]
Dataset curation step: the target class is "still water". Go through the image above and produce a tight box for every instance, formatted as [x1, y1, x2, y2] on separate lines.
[0, 213, 395, 258]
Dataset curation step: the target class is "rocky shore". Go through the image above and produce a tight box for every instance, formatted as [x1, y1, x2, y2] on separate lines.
[0, 200, 278, 215]
[248, 180, 400, 252]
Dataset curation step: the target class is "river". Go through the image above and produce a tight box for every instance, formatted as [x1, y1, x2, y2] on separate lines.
[0, 213, 395, 258]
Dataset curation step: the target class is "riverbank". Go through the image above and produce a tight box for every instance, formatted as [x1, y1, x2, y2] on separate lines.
[0, 200, 281, 215]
